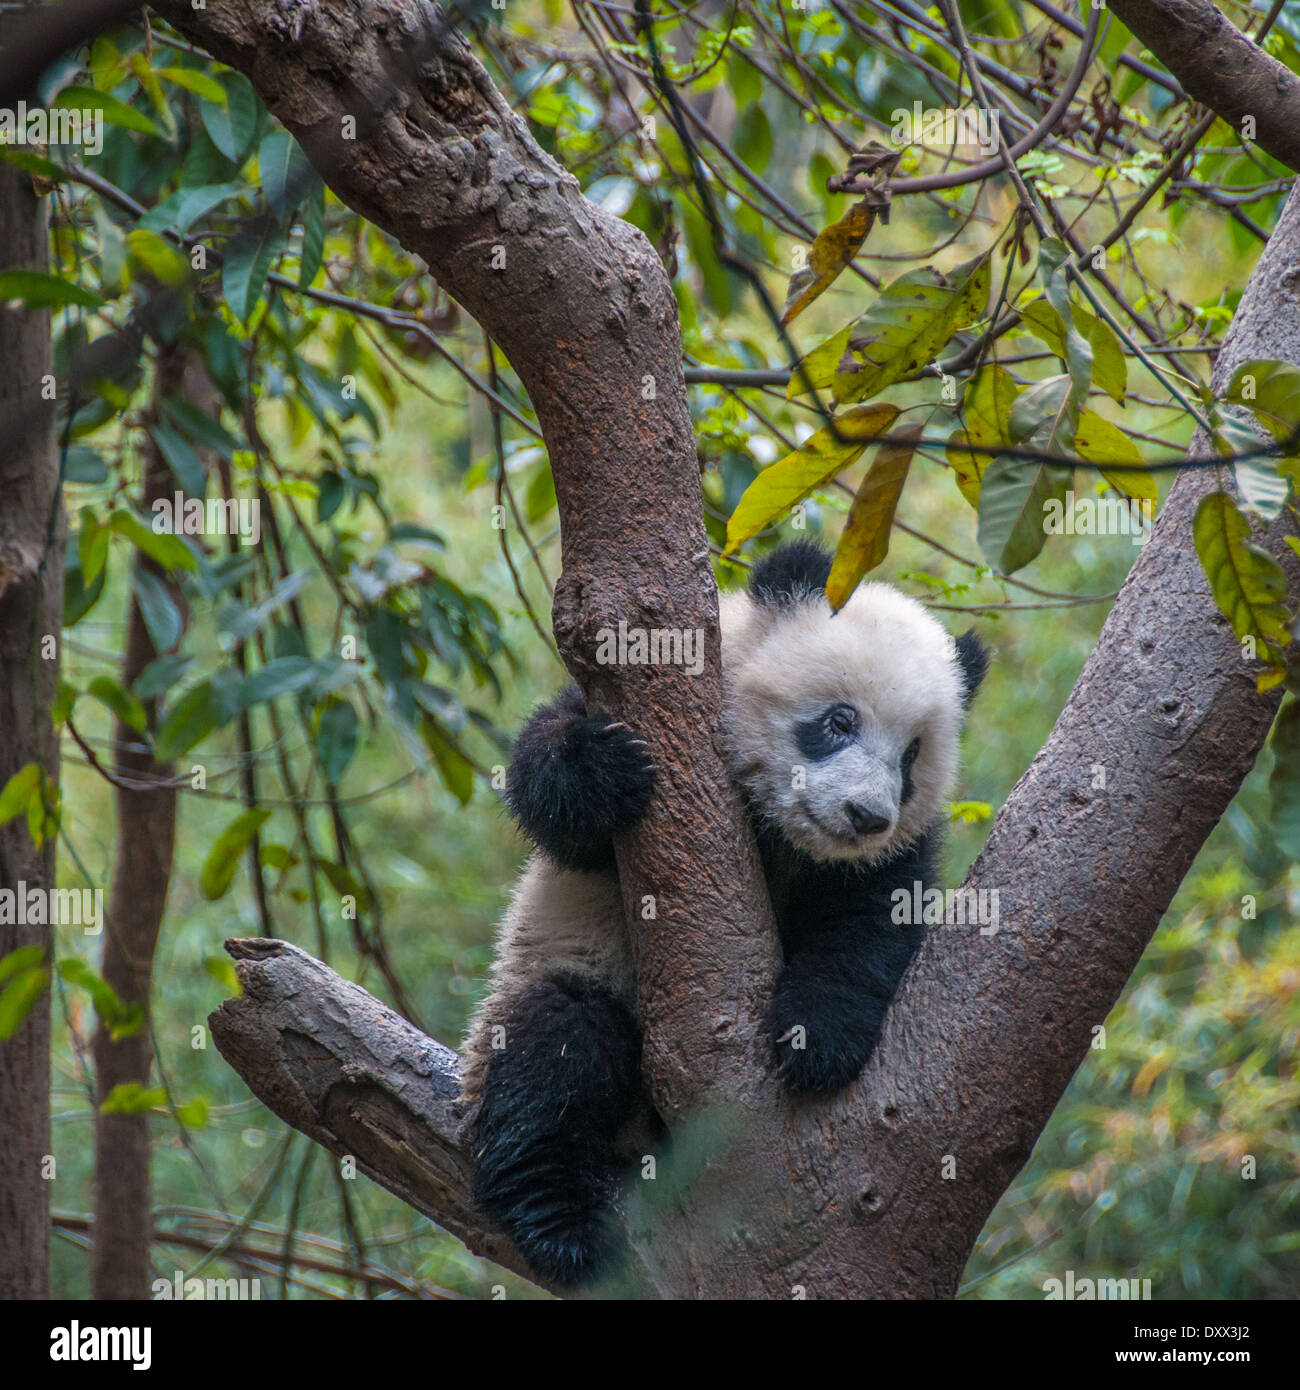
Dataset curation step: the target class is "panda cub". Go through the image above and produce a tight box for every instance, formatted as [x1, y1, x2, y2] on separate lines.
[462, 541, 987, 1286]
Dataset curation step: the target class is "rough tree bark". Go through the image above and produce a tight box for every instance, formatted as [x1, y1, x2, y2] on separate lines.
[133, 2, 1300, 1296]
[0, 163, 64, 1301]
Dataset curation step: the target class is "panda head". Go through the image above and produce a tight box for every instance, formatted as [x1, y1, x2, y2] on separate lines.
[719, 541, 988, 865]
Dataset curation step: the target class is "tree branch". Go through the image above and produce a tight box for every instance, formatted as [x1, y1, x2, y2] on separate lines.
[207, 937, 552, 1290]
[1106, 0, 1300, 171]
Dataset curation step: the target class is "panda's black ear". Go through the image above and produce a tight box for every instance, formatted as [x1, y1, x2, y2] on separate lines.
[748, 541, 832, 608]
[955, 630, 989, 710]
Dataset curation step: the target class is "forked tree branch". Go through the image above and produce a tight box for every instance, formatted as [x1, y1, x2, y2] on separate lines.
[148, 2, 1300, 1296]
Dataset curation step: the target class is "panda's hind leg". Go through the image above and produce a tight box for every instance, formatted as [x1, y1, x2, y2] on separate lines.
[506, 684, 655, 871]
[471, 971, 642, 1288]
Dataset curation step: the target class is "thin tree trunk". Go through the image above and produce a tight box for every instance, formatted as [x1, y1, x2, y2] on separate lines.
[0, 163, 64, 1301]
[91, 347, 207, 1299]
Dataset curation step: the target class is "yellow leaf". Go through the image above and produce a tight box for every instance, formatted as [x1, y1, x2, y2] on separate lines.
[781, 199, 878, 327]
[725, 405, 899, 554]
[826, 424, 921, 610]
[1073, 409, 1158, 505]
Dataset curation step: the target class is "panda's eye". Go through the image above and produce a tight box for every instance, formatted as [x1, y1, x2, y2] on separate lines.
[901, 737, 921, 769]
[827, 705, 858, 737]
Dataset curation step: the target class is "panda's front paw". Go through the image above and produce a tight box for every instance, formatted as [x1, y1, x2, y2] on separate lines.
[568, 717, 657, 817]
[769, 993, 875, 1096]
[507, 712, 656, 869]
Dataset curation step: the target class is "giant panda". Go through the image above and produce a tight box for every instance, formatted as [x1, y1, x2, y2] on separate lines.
[462, 541, 988, 1286]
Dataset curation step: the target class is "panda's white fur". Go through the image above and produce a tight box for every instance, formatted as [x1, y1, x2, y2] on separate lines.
[718, 581, 965, 863]
[462, 857, 629, 1105]
[461, 577, 967, 1104]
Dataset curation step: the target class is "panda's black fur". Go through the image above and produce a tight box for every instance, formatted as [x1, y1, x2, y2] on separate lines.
[464, 541, 987, 1286]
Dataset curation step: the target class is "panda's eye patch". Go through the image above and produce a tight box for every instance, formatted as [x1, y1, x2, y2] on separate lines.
[901, 737, 921, 769]
[795, 704, 860, 760]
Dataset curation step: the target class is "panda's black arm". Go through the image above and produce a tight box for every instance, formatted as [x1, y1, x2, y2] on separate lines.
[768, 837, 933, 1095]
[505, 683, 656, 872]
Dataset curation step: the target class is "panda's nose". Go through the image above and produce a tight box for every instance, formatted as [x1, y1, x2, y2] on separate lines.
[846, 802, 891, 836]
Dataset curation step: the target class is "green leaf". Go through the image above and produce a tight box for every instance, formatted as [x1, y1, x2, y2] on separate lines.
[258, 842, 297, 871]
[52, 84, 158, 135]
[149, 420, 204, 495]
[157, 66, 228, 104]
[126, 228, 189, 287]
[63, 445, 109, 485]
[107, 508, 197, 572]
[314, 857, 372, 913]
[175, 1097, 210, 1128]
[154, 680, 222, 760]
[793, 252, 990, 403]
[1033, 239, 1094, 403]
[977, 374, 1076, 573]
[525, 460, 556, 523]
[100, 1083, 167, 1115]
[52, 680, 77, 726]
[237, 656, 318, 709]
[1224, 358, 1300, 445]
[160, 396, 242, 460]
[0, 269, 103, 310]
[58, 958, 142, 1038]
[0, 945, 44, 989]
[0, 763, 41, 826]
[1193, 491, 1291, 661]
[421, 719, 474, 805]
[217, 570, 313, 643]
[298, 181, 325, 289]
[132, 569, 184, 654]
[63, 551, 107, 626]
[138, 181, 243, 237]
[87, 675, 147, 734]
[205, 955, 242, 996]
[1018, 294, 1126, 404]
[826, 424, 920, 611]
[258, 129, 316, 223]
[0, 966, 49, 1042]
[133, 654, 194, 699]
[316, 701, 358, 784]
[725, 403, 899, 552]
[200, 808, 272, 900]
[786, 324, 850, 402]
[735, 103, 772, 175]
[1074, 410, 1158, 505]
[222, 212, 282, 322]
[1268, 696, 1300, 858]
[946, 365, 1020, 507]
[0, 147, 69, 182]
[199, 72, 259, 163]
[316, 469, 344, 522]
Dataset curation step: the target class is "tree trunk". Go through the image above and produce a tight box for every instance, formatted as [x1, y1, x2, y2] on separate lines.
[0, 162, 64, 1301]
[90, 347, 205, 1299]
